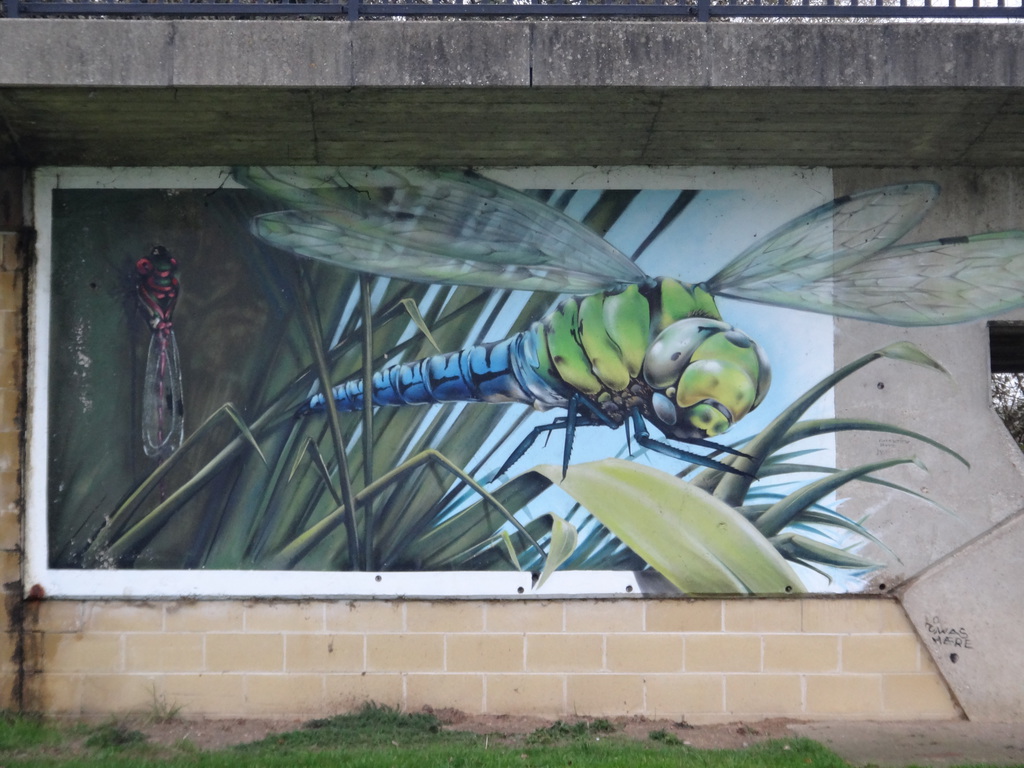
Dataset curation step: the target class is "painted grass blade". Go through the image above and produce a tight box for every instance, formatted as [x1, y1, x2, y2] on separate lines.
[709, 342, 948, 506]
[791, 508, 898, 560]
[397, 298, 442, 353]
[759, 461, 960, 520]
[294, 265, 361, 567]
[412, 470, 552, 568]
[270, 449, 544, 570]
[771, 533, 881, 570]
[754, 457, 921, 537]
[290, 437, 343, 507]
[85, 408, 271, 566]
[782, 419, 968, 467]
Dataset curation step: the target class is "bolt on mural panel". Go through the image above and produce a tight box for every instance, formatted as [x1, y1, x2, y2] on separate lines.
[34, 166, 1024, 597]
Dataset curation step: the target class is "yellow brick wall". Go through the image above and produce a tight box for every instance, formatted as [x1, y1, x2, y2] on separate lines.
[23, 598, 959, 722]
[0, 204, 24, 711]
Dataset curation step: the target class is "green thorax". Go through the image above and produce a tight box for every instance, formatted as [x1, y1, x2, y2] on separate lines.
[528, 277, 722, 409]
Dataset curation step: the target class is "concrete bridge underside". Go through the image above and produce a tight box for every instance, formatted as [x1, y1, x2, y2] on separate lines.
[1, 20, 1024, 167]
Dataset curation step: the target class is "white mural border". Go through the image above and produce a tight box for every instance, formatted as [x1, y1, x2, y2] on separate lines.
[25, 166, 834, 599]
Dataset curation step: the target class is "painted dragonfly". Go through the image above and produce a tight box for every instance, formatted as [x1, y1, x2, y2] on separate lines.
[234, 167, 1024, 475]
[135, 245, 184, 461]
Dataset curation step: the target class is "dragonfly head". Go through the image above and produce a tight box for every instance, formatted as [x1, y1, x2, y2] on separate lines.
[137, 246, 178, 284]
[642, 318, 770, 441]
[136, 246, 180, 331]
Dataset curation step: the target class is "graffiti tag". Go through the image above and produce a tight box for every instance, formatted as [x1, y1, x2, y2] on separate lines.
[925, 616, 973, 649]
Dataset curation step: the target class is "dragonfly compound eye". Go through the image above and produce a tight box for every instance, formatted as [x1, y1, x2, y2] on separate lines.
[676, 360, 755, 430]
[643, 318, 771, 439]
[643, 318, 733, 390]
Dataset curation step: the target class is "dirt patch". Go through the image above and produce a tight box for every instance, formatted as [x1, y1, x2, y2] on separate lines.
[134, 711, 800, 752]
[430, 710, 799, 750]
[140, 718, 304, 751]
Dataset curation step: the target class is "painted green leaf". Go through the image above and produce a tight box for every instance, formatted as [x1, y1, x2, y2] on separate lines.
[529, 459, 805, 595]
[535, 513, 579, 589]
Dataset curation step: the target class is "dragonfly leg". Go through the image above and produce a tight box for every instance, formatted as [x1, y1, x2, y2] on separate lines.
[682, 436, 752, 461]
[559, 393, 625, 478]
[494, 395, 614, 481]
[564, 402, 578, 479]
[629, 410, 754, 478]
[494, 419, 569, 480]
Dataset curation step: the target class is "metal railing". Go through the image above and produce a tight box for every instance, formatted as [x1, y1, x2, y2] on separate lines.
[3, 0, 1021, 22]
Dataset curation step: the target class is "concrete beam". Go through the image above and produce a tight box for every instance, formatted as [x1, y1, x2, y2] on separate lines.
[2, 20, 1024, 89]
[2, 85, 1023, 167]
[1, 20, 1024, 167]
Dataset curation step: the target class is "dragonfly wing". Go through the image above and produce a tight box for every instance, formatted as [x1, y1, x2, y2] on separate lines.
[236, 167, 647, 293]
[716, 231, 1024, 326]
[707, 184, 939, 293]
[141, 329, 184, 458]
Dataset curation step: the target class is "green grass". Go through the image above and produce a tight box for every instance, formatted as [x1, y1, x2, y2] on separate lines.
[239, 702, 458, 751]
[83, 720, 149, 749]
[0, 737, 847, 768]
[0, 712, 61, 751]
[0, 706, 998, 768]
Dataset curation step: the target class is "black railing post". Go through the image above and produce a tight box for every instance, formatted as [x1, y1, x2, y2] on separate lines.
[347, 0, 358, 20]
[696, 0, 710, 21]
[3, 0, 19, 18]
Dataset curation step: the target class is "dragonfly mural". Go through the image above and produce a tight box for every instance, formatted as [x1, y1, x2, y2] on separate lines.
[41, 168, 1024, 591]
[235, 167, 1024, 479]
[134, 245, 184, 462]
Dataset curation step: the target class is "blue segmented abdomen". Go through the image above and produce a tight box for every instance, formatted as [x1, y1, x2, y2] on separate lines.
[304, 327, 570, 414]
